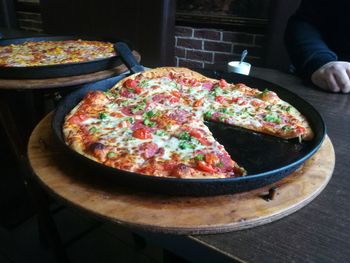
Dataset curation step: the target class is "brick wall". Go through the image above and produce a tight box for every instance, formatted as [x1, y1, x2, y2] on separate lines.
[175, 26, 265, 71]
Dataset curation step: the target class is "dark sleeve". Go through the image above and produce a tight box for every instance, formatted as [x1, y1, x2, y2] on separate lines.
[284, 4, 337, 81]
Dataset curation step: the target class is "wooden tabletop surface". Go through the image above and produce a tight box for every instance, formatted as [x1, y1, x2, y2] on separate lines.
[0, 52, 140, 90]
[27, 113, 335, 235]
[187, 67, 350, 263]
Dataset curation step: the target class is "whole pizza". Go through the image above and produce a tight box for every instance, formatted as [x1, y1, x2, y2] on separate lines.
[63, 67, 313, 179]
[0, 39, 115, 67]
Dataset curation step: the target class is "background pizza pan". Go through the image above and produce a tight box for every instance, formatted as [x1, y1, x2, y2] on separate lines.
[51, 70, 326, 196]
[0, 35, 127, 79]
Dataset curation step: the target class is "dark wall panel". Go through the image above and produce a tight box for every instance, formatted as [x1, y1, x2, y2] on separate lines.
[40, 0, 175, 67]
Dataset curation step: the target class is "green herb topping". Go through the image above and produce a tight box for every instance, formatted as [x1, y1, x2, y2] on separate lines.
[264, 114, 282, 124]
[99, 113, 107, 119]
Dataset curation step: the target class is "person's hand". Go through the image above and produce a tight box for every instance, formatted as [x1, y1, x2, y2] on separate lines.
[311, 61, 350, 93]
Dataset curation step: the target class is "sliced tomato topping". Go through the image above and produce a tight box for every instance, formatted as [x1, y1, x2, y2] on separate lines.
[198, 137, 211, 146]
[204, 153, 219, 166]
[132, 128, 152, 139]
[237, 98, 248, 105]
[197, 161, 216, 173]
[134, 86, 143, 94]
[168, 72, 176, 80]
[188, 78, 197, 86]
[218, 79, 228, 88]
[193, 97, 204, 107]
[188, 129, 211, 146]
[110, 112, 124, 118]
[189, 129, 202, 139]
[171, 90, 181, 98]
[170, 97, 180, 103]
[230, 97, 239, 103]
[251, 100, 264, 107]
[215, 96, 225, 103]
[296, 126, 305, 134]
[124, 79, 138, 88]
[69, 114, 89, 124]
[117, 120, 130, 128]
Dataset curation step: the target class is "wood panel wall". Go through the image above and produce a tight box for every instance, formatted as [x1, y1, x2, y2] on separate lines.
[40, 0, 176, 67]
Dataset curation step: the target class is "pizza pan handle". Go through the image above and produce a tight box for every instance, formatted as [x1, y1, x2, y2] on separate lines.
[114, 42, 145, 74]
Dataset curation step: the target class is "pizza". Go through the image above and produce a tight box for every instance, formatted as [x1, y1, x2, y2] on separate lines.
[0, 39, 115, 67]
[63, 67, 313, 179]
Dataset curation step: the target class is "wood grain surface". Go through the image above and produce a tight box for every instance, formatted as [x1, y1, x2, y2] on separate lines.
[27, 113, 334, 235]
[0, 51, 140, 90]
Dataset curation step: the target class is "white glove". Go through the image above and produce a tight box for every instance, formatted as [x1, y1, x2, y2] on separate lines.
[311, 61, 350, 93]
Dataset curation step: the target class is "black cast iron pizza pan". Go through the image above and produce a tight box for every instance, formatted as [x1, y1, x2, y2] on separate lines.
[51, 45, 326, 196]
[0, 36, 127, 79]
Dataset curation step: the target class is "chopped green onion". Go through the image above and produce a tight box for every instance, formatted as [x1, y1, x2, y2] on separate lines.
[204, 111, 213, 119]
[282, 125, 292, 131]
[107, 152, 116, 158]
[218, 116, 226, 122]
[212, 86, 221, 96]
[194, 154, 204, 161]
[264, 114, 282, 124]
[89, 127, 97, 134]
[179, 131, 191, 141]
[99, 113, 107, 119]
[138, 79, 149, 88]
[105, 91, 118, 98]
[179, 141, 195, 150]
[145, 110, 155, 118]
[131, 102, 146, 114]
[155, 130, 166, 136]
[120, 100, 129, 106]
[143, 118, 156, 127]
[216, 161, 224, 167]
[265, 105, 272, 111]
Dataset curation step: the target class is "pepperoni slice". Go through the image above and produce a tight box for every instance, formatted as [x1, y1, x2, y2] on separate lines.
[139, 142, 159, 159]
[131, 120, 152, 131]
[202, 82, 214, 90]
[120, 106, 133, 116]
[120, 88, 135, 98]
[168, 110, 191, 124]
[171, 164, 194, 178]
[216, 153, 234, 173]
[121, 104, 148, 116]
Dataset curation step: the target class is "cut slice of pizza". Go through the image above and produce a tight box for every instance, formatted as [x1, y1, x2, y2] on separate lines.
[64, 93, 246, 178]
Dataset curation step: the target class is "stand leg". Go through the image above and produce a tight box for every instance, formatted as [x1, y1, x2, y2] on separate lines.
[1, 94, 70, 263]
[23, 157, 70, 263]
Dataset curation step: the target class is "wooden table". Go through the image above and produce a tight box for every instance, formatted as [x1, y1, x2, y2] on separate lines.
[26, 67, 350, 262]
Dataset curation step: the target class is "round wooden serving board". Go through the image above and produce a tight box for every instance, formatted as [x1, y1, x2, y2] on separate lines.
[0, 51, 140, 90]
[28, 113, 335, 235]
